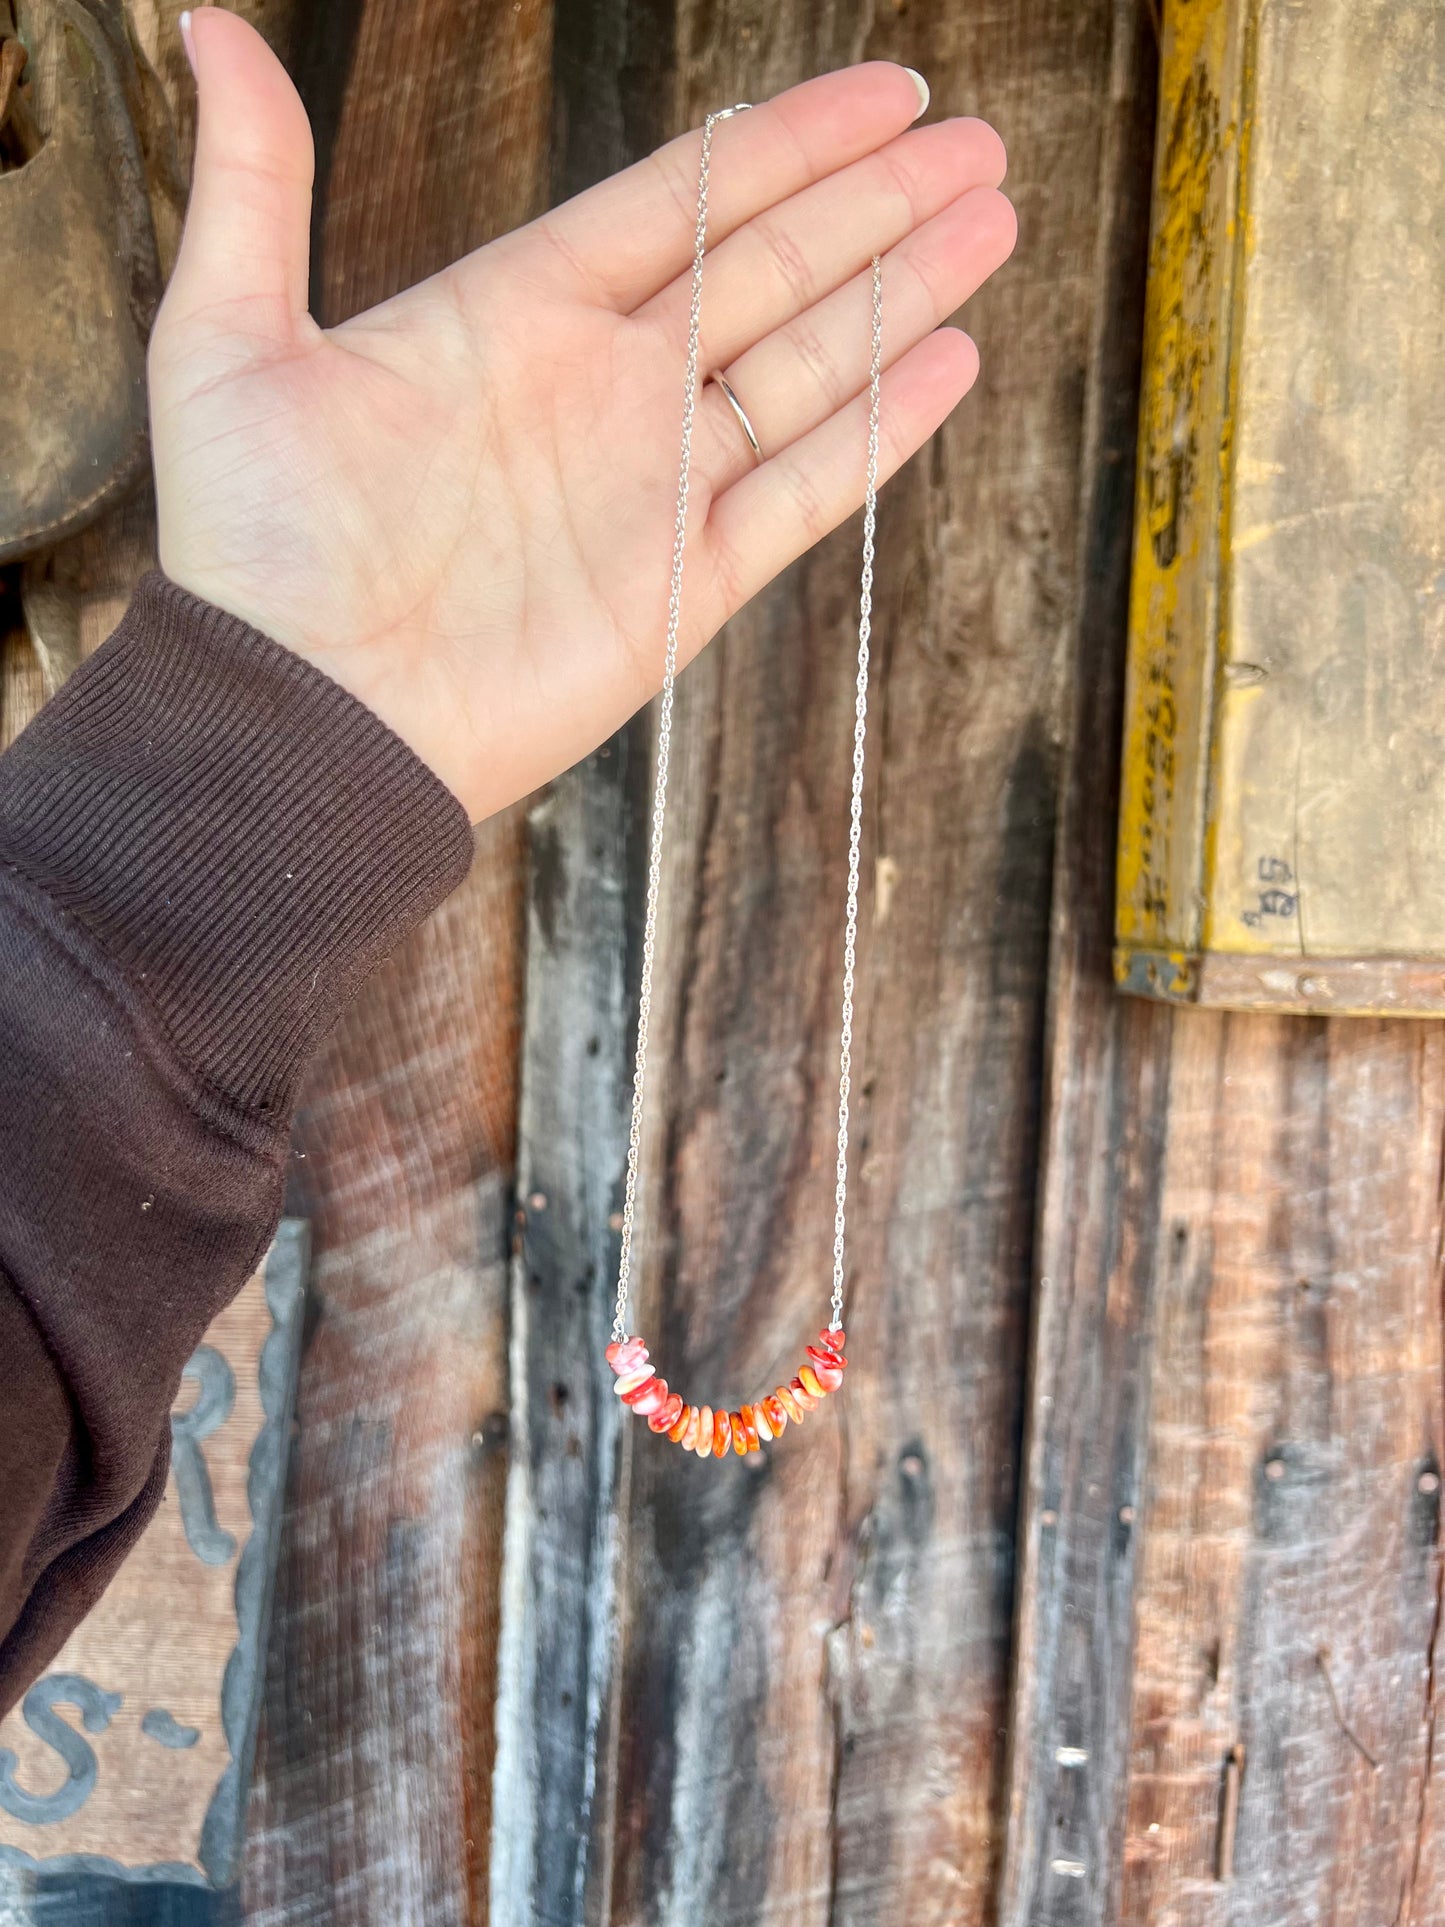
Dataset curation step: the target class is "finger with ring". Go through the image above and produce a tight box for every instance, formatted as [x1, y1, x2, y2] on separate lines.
[708, 371, 763, 463]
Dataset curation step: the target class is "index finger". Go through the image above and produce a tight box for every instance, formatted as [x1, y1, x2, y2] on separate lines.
[510, 62, 931, 314]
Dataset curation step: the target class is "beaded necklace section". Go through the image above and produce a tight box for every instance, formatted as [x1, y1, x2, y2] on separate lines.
[605, 1330, 848, 1455]
[606, 108, 882, 1454]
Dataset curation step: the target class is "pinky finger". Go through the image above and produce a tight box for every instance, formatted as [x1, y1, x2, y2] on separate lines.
[700, 327, 980, 626]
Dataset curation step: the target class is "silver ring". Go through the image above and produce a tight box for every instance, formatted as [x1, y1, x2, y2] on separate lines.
[709, 372, 763, 463]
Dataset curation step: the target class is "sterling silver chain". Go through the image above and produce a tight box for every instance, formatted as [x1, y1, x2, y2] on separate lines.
[611, 106, 884, 1346]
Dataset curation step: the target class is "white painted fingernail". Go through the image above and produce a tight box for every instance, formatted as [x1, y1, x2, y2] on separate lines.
[904, 68, 930, 119]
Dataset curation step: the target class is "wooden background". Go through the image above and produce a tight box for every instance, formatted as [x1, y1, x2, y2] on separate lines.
[6, 0, 1445, 1921]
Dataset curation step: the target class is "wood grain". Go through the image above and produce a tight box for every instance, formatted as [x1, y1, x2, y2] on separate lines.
[997, 4, 1163, 1918]
[236, 5, 550, 1923]
[1115, 0, 1445, 1010]
[1003, 6, 1445, 1924]
[489, 14, 674, 1916]
[492, 735, 643, 1926]
[1117, 1015, 1445, 1925]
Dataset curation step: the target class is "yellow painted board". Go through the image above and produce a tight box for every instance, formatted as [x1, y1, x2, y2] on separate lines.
[1115, 0, 1445, 1015]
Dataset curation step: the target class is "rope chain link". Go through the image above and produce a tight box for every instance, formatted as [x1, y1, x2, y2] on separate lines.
[830, 253, 883, 1333]
[611, 108, 882, 1346]
[610, 111, 716, 1344]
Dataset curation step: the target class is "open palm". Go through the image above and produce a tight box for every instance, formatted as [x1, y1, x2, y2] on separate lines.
[151, 9, 1016, 821]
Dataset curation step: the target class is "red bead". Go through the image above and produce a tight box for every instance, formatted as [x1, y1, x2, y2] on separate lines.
[650, 1391, 686, 1433]
[807, 1345, 847, 1374]
[817, 1328, 846, 1356]
[617, 1369, 656, 1402]
[731, 1413, 749, 1455]
[811, 1358, 845, 1393]
[606, 1336, 650, 1374]
[739, 1405, 760, 1450]
[776, 1383, 805, 1424]
[712, 1411, 732, 1457]
[629, 1377, 669, 1416]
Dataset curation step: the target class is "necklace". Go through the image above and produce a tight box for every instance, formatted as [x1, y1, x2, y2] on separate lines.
[606, 106, 884, 1457]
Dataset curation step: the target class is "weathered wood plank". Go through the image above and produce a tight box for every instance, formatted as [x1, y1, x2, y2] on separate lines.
[234, 4, 550, 1923]
[1003, 6, 1445, 1920]
[492, 735, 642, 1926]
[1117, 1016, 1445, 1924]
[490, 10, 675, 1915]
[1115, 0, 1445, 1013]
[996, 4, 1163, 1918]
[811, 8, 1130, 1911]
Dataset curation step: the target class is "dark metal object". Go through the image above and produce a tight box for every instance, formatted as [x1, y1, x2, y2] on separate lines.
[0, 0, 162, 562]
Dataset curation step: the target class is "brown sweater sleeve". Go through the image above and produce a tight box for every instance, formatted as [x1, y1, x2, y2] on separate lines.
[0, 572, 474, 1713]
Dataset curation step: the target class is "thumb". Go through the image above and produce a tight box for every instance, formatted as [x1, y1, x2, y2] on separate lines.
[167, 8, 315, 342]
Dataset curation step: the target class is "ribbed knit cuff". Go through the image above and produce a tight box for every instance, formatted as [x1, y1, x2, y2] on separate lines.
[0, 573, 475, 1115]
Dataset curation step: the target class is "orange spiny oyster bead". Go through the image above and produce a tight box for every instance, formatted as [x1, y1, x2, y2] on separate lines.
[606, 1328, 848, 1451]
[790, 1374, 821, 1412]
[606, 1336, 650, 1375]
[775, 1383, 805, 1424]
[761, 1394, 788, 1436]
[628, 1376, 669, 1416]
[650, 1391, 685, 1433]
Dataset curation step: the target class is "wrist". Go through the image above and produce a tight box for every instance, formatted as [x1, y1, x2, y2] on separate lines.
[156, 548, 472, 817]
[1, 572, 475, 1112]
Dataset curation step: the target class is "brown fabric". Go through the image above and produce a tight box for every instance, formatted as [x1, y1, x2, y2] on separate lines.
[0, 573, 474, 1713]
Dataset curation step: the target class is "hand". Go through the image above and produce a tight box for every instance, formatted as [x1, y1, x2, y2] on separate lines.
[151, 9, 1016, 821]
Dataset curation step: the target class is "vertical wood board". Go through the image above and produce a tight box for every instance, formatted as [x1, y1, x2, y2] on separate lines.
[1005, 5, 1445, 1922]
[1117, 1017, 1445, 1926]
[997, 4, 1164, 1916]
[236, 3, 550, 1923]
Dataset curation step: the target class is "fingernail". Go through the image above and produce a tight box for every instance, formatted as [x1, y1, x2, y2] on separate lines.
[179, 10, 197, 79]
[904, 68, 929, 119]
